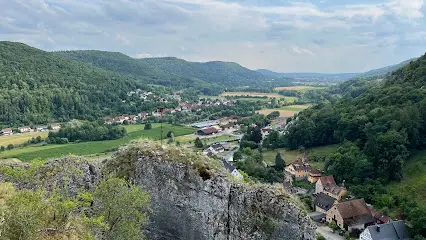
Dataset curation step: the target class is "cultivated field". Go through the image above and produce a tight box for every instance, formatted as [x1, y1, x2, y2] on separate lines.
[274, 86, 327, 92]
[0, 132, 49, 146]
[257, 104, 311, 117]
[0, 124, 194, 162]
[257, 109, 299, 118]
[279, 105, 312, 111]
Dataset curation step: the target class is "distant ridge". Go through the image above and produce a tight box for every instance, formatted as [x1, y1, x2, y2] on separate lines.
[257, 58, 418, 82]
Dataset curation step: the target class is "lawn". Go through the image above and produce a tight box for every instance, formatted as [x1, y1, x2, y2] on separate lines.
[0, 124, 194, 162]
[0, 132, 49, 146]
[279, 105, 312, 111]
[256, 109, 299, 118]
[175, 134, 239, 145]
[387, 150, 426, 205]
[202, 134, 239, 144]
[263, 145, 339, 170]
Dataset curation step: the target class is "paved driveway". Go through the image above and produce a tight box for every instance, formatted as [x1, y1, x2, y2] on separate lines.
[316, 226, 344, 240]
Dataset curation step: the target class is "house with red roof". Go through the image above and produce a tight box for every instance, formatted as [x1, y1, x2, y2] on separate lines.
[326, 199, 374, 231]
[315, 176, 347, 201]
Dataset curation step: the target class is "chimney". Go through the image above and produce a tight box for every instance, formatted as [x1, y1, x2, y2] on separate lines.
[376, 225, 380, 232]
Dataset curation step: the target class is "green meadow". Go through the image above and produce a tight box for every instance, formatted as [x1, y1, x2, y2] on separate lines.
[262, 144, 339, 170]
[0, 124, 194, 162]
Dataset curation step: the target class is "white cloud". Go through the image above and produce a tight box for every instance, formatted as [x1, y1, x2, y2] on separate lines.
[290, 46, 315, 56]
[115, 33, 130, 45]
[135, 53, 153, 58]
[387, 0, 424, 18]
[0, 0, 424, 72]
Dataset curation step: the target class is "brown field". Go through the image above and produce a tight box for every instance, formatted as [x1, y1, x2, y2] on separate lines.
[256, 109, 299, 118]
[0, 132, 49, 146]
[220, 92, 283, 98]
[257, 104, 311, 117]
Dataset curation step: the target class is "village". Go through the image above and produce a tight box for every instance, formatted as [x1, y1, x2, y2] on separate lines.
[284, 157, 409, 240]
[1, 123, 61, 137]
[0, 90, 413, 240]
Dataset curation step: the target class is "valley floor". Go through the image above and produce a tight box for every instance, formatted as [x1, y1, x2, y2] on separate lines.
[0, 124, 193, 162]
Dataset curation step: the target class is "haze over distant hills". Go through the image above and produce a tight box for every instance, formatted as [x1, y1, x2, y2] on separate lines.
[257, 58, 418, 82]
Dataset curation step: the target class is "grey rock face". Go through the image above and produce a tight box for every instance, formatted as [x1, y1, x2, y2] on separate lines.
[0, 142, 315, 240]
[105, 144, 316, 240]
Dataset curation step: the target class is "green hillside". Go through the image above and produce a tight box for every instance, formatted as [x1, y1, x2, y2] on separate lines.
[59, 51, 292, 91]
[357, 58, 417, 78]
[277, 53, 426, 236]
[56, 51, 223, 93]
[141, 57, 270, 86]
[0, 42, 165, 127]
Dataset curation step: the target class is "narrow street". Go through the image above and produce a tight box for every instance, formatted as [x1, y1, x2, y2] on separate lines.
[316, 226, 344, 240]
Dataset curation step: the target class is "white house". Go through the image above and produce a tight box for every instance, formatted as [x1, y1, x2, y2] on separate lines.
[222, 160, 243, 179]
[19, 126, 32, 133]
[1, 128, 13, 136]
[51, 123, 61, 131]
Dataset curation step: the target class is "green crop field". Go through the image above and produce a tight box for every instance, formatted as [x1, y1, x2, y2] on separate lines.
[274, 86, 327, 93]
[279, 104, 311, 111]
[0, 124, 194, 162]
[262, 145, 339, 170]
[0, 132, 49, 146]
[387, 150, 426, 205]
[202, 135, 239, 144]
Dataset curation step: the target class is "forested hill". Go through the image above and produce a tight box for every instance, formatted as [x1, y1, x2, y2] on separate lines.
[356, 58, 417, 79]
[140, 57, 275, 86]
[56, 51, 223, 94]
[0, 42, 145, 126]
[59, 51, 290, 89]
[283, 53, 426, 184]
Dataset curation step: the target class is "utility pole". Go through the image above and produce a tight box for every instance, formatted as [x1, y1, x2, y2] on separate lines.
[157, 107, 165, 144]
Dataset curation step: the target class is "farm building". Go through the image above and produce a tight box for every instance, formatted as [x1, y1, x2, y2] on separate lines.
[197, 127, 219, 136]
[19, 126, 32, 133]
[191, 121, 219, 129]
[1, 128, 13, 136]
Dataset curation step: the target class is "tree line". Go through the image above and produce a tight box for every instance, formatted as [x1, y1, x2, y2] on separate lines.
[48, 121, 126, 143]
[264, 54, 426, 237]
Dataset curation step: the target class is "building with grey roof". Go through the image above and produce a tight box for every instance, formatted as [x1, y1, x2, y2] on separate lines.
[191, 121, 219, 129]
[360, 220, 410, 240]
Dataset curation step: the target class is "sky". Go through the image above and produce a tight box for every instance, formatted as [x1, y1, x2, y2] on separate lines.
[1, 0, 426, 73]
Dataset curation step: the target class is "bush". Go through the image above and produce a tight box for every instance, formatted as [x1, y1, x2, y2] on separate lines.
[300, 195, 313, 211]
[328, 221, 339, 230]
[195, 137, 203, 148]
[317, 235, 326, 240]
[7, 144, 14, 150]
[144, 123, 152, 130]
[240, 140, 258, 149]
